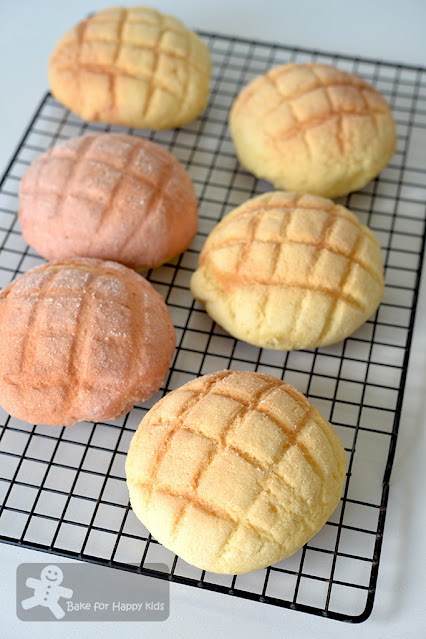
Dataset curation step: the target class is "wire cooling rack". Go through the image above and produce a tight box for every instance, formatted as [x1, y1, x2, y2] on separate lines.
[0, 31, 426, 624]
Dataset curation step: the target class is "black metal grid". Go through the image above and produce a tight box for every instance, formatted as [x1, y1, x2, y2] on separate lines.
[0, 31, 426, 624]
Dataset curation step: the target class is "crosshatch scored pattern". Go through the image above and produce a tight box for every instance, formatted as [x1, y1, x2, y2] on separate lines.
[0, 32, 426, 624]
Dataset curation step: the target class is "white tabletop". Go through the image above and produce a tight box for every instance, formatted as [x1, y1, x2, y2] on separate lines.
[0, 2, 425, 638]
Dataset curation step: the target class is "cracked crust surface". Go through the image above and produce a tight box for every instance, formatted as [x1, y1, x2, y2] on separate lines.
[48, 6, 211, 129]
[0, 258, 175, 426]
[229, 63, 396, 198]
[125, 370, 347, 574]
[190, 191, 384, 350]
[19, 132, 198, 269]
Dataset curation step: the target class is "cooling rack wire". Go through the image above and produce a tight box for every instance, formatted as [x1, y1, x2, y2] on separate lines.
[1, 31, 426, 623]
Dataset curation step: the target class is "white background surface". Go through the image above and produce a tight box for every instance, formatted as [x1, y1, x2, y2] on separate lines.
[0, 1, 425, 638]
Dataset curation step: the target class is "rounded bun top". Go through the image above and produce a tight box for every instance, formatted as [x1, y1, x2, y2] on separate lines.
[190, 191, 385, 350]
[0, 258, 176, 426]
[48, 6, 211, 129]
[19, 132, 198, 269]
[230, 62, 396, 197]
[126, 370, 346, 574]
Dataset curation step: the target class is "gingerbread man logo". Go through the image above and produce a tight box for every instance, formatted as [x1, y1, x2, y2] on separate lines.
[21, 565, 73, 619]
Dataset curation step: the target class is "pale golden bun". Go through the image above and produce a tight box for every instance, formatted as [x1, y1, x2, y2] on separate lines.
[126, 370, 346, 574]
[190, 191, 384, 350]
[48, 6, 211, 130]
[0, 258, 175, 426]
[229, 63, 396, 198]
[19, 133, 198, 269]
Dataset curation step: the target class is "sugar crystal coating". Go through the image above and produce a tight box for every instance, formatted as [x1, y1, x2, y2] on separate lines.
[190, 191, 384, 350]
[126, 370, 347, 574]
[19, 133, 198, 269]
[0, 258, 176, 426]
[230, 63, 396, 197]
[48, 6, 211, 129]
